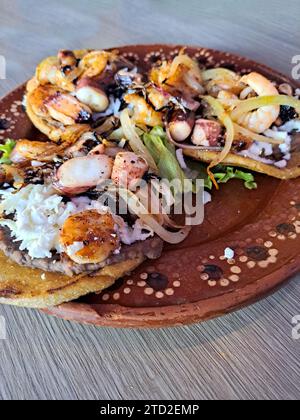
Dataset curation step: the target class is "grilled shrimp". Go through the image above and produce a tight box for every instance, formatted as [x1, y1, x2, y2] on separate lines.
[150, 53, 203, 95]
[236, 72, 280, 133]
[60, 210, 120, 264]
[217, 90, 239, 109]
[54, 155, 113, 195]
[10, 140, 62, 163]
[124, 94, 163, 127]
[27, 84, 91, 125]
[147, 86, 171, 110]
[44, 91, 92, 125]
[78, 50, 116, 78]
[35, 56, 80, 92]
[111, 152, 149, 188]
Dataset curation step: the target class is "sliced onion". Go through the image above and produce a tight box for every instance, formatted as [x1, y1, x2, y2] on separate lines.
[120, 109, 158, 174]
[95, 116, 117, 135]
[134, 183, 184, 229]
[176, 149, 187, 169]
[183, 71, 205, 94]
[234, 124, 284, 145]
[231, 95, 300, 121]
[201, 96, 235, 189]
[202, 68, 239, 82]
[118, 188, 191, 244]
[108, 127, 125, 140]
[167, 53, 203, 84]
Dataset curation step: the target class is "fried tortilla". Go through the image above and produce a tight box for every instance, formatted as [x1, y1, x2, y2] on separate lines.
[0, 251, 144, 308]
[0, 226, 163, 308]
[184, 134, 300, 180]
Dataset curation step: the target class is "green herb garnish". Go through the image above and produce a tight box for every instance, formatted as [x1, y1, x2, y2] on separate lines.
[0, 139, 16, 164]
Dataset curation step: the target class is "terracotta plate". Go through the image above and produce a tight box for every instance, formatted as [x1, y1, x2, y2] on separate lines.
[1, 45, 300, 328]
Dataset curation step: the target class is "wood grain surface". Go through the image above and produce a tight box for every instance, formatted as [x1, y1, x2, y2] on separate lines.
[0, 0, 299, 400]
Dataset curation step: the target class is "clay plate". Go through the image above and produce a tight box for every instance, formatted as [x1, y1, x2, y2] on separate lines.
[1, 45, 300, 328]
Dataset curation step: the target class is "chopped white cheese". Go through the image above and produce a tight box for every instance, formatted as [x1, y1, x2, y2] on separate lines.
[0, 184, 78, 259]
[115, 216, 154, 246]
[0, 183, 153, 260]
[279, 119, 300, 134]
[31, 160, 45, 167]
[203, 191, 212, 205]
[224, 247, 235, 260]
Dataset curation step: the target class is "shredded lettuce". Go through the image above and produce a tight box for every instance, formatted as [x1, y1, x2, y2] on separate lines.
[143, 126, 189, 192]
[186, 160, 257, 190]
[205, 166, 257, 190]
[0, 139, 16, 164]
[143, 127, 256, 193]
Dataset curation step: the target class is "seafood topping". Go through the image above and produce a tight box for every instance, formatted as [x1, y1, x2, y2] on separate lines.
[10, 140, 62, 163]
[55, 155, 113, 195]
[191, 119, 222, 147]
[111, 152, 149, 188]
[58, 50, 78, 72]
[60, 210, 120, 264]
[76, 77, 109, 112]
[168, 109, 195, 142]
[44, 92, 92, 125]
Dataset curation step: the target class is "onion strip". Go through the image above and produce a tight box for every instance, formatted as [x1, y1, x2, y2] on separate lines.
[120, 109, 158, 174]
[202, 68, 239, 82]
[231, 95, 300, 121]
[167, 53, 203, 84]
[233, 124, 284, 145]
[118, 188, 191, 244]
[135, 185, 185, 229]
[201, 96, 235, 189]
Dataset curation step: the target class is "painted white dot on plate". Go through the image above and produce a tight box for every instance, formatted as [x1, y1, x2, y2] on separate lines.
[173, 281, 181, 288]
[140, 273, 148, 280]
[247, 261, 256, 269]
[127, 279, 134, 285]
[113, 293, 120, 300]
[144, 287, 154, 295]
[137, 281, 146, 287]
[231, 266, 241, 274]
[264, 241, 273, 248]
[102, 294, 110, 301]
[229, 275, 239, 282]
[258, 261, 269, 268]
[220, 279, 230, 287]
[165, 288, 174, 296]
[208, 280, 217, 287]
[155, 291, 164, 299]
[123, 287, 131, 295]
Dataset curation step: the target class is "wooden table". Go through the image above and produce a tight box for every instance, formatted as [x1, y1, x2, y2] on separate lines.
[0, 0, 299, 400]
